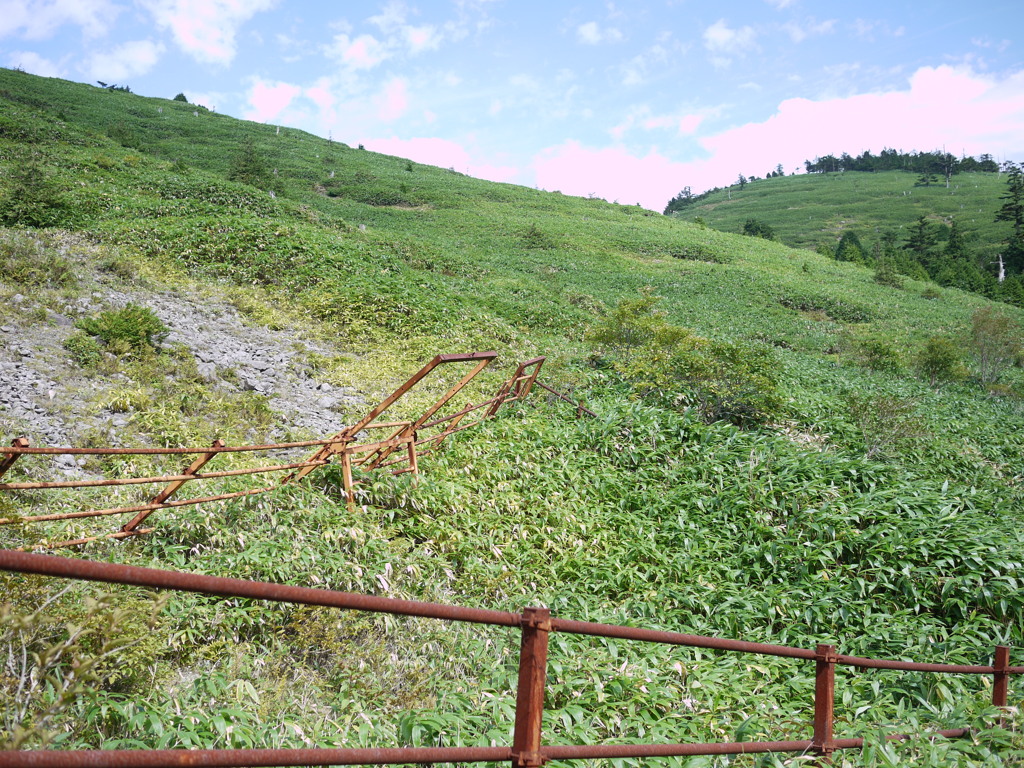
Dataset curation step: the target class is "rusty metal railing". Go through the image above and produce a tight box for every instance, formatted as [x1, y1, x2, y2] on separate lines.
[1, 353, 595, 550]
[0, 550, 1019, 767]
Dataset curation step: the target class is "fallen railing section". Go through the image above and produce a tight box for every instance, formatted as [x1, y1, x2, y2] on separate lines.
[0, 549, 1019, 767]
[1, 353, 592, 549]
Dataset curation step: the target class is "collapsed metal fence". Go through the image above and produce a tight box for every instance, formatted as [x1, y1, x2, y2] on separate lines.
[0, 549, 1020, 767]
[1, 352, 593, 550]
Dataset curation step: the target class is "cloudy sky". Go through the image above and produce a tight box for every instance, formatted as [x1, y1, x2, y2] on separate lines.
[3, 0, 1024, 209]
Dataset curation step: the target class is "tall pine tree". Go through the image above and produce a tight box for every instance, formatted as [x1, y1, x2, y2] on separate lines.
[995, 162, 1024, 275]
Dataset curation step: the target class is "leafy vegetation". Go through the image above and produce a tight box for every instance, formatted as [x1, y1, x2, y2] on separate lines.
[0, 69, 1023, 766]
[73, 303, 169, 357]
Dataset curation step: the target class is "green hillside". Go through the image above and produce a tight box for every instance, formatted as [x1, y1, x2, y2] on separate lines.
[2, 69, 1024, 764]
[667, 170, 1009, 259]
[666, 169, 1024, 308]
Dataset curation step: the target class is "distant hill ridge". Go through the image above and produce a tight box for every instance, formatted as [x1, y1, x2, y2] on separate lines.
[665, 155, 1023, 306]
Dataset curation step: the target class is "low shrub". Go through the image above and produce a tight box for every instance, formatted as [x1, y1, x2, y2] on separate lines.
[970, 306, 1021, 384]
[778, 292, 874, 323]
[589, 291, 784, 426]
[74, 303, 168, 356]
[851, 332, 903, 373]
[63, 332, 103, 367]
[916, 336, 964, 386]
[668, 242, 729, 263]
[873, 261, 904, 289]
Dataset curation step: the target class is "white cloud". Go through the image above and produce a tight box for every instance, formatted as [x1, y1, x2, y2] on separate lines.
[0, 0, 119, 40]
[368, 1, 407, 32]
[141, 0, 277, 65]
[5, 50, 64, 77]
[244, 78, 302, 123]
[577, 21, 622, 45]
[851, 18, 905, 41]
[610, 105, 708, 140]
[621, 43, 670, 86]
[84, 39, 164, 82]
[403, 24, 441, 53]
[782, 18, 836, 44]
[326, 32, 390, 69]
[703, 19, 757, 55]
[366, 1, 442, 55]
[509, 73, 541, 91]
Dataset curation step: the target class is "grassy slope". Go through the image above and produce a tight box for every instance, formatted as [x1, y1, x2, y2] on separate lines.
[668, 170, 1009, 261]
[2, 70, 1023, 764]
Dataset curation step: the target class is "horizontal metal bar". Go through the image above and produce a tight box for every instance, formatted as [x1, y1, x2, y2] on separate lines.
[836, 654, 997, 674]
[550, 617, 818, 660]
[21, 527, 155, 551]
[346, 436, 412, 456]
[545, 740, 815, 759]
[0, 746, 513, 767]
[544, 729, 972, 760]
[832, 728, 971, 749]
[2, 730, 975, 768]
[0, 486, 277, 526]
[0, 461, 328, 491]
[436, 351, 498, 363]
[0, 439, 336, 456]
[1, 553, 1016, 674]
[0, 551, 522, 627]
[518, 356, 547, 367]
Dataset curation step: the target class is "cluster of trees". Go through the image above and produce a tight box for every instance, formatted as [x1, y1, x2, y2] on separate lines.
[664, 185, 717, 215]
[821, 162, 1024, 306]
[803, 149, 999, 180]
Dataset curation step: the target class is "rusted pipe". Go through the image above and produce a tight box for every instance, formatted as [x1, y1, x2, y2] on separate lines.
[22, 527, 154, 551]
[542, 729, 973, 760]
[544, 741, 816, 759]
[0, 460, 328, 491]
[0, 746, 513, 767]
[0, 439, 336, 456]
[550, 617, 817, 660]
[0, 486, 277, 526]
[0, 550, 522, 627]
[835, 654, 999, 674]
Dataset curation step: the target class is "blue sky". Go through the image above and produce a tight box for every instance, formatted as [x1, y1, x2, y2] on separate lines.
[3, 0, 1024, 209]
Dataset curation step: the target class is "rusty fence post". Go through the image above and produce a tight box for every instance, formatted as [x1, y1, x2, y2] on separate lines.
[993, 645, 1010, 725]
[406, 432, 419, 486]
[340, 444, 356, 513]
[812, 643, 836, 764]
[512, 607, 551, 768]
[0, 437, 30, 481]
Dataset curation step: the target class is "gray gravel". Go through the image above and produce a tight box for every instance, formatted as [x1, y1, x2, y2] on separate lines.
[1, 245, 362, 451]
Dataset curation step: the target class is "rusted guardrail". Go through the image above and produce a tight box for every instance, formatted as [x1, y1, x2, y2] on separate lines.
[0, 550, 1019, 767]
[1, 353, 594, 549]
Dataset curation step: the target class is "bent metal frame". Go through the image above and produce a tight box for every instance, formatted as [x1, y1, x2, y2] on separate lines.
[0, 352, 593, 550]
